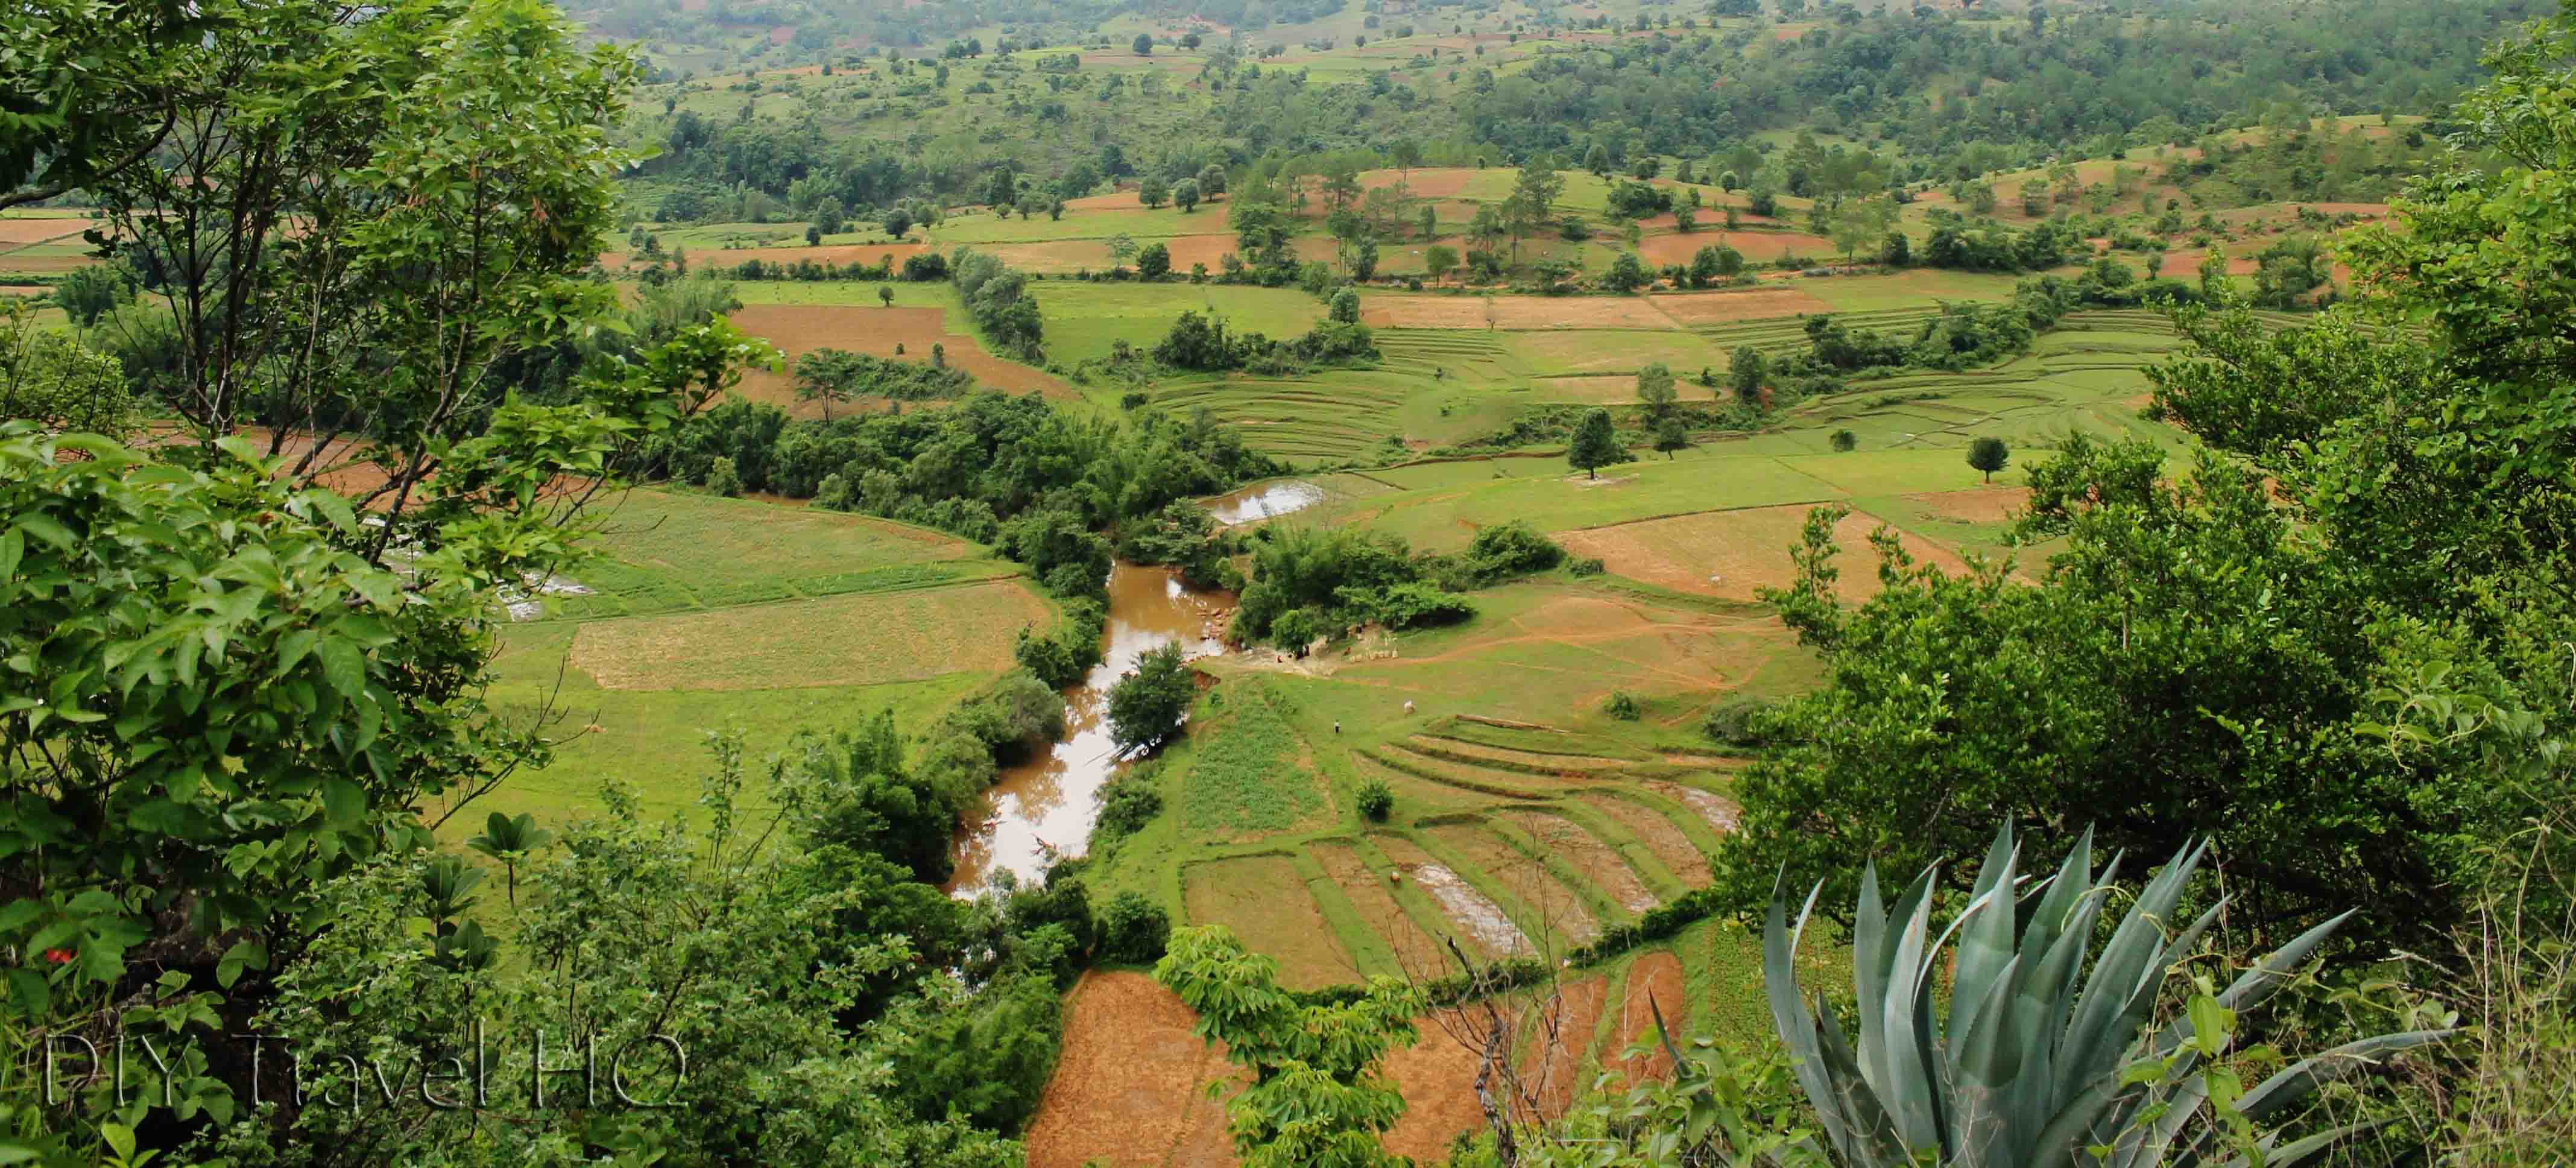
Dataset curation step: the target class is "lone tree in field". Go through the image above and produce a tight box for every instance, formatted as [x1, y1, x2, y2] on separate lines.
[1197, 162, 1227, 198]
[1567, 408, 1627, 479]
[1729, 345, 1767, 405]
[1831, 428, 1857, 452]
[1173, 178, 1201, 213]
[1635, 362, 1677, 418]
[1653, 417, 1691, 460]
[1602, 250, 1650, 293]
[877, 284, 894, 308]
[1132, 32, 1153, 54]
[1107, 232, 1140, 271]
[1109, 643, 1194, 754]
[794, 347, 868, 420]
[1968, 435, 2010, 482]
[1139, 174, 1170, 210]
[1137, 241, 1172, 280]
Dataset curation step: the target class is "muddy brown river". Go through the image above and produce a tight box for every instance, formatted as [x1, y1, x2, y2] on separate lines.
[945, 564, 1231, 893]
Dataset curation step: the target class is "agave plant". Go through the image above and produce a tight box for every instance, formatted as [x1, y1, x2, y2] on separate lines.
[1763, 824, 2450, 1168]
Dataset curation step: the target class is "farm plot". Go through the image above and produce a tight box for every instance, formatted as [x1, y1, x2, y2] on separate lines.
[1152, 368, 1416, 462]
[1517, 974, 1611, 1116]
[1497, 809, 1662, 914]
[604, 241, 929, 271]
[1575, 792, 1714, 887]
[1555, 503, 1971, 603]
[1422, 820, 1603, 945]
[1311, 839, 1452, 973]
[555, 489, 1002, 619]
[1043, 282, 1327, 362]
[722, 302, 1069, 406]
[1309, 449, 1841, 552]
[1182, 855, 1358, 990]
[566, 578, 1050, 691]
[1504, 328, 1729, 377]
[1647, 286, 1834, 326]
[1178, 681, 1328, 843]
[1372, 833, 1529, 959]
[1021, 972, 1240, 1168]
[1343, 586, 1795, 722]
[1644, 781, 1743, 835]
[1406, 734, 1631, 775]
[1606, 950, 1689, 1085]
[1361, 293, 1679, 331]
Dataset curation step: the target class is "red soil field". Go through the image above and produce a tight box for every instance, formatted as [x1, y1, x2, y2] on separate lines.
[601, 241, 930, 271]
[1606, 951, 1688, 1086]
[721, 303, 1070, 412]
[1637, 229, 1836, 267]
[0, 218, 94, 245]
[1358, 168, 1478, 198]
[1518, 974, 1609, 1115]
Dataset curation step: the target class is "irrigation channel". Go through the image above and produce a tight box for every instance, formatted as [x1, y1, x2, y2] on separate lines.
[944, 480, 1325, 894]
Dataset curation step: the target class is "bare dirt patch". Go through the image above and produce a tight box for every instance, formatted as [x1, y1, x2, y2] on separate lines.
[1574, 794, 1711, 887]
[1023, 971, 1240, 1168]
[724, 303, 1070, 407]
[1647, 287, 1833, 324]
[1520, 974, 1610, 1115]
[567, 578, 1049, 691]
[600, 241, 928, 270]
[1184, 855, 1360, 990]
[1905, 486, 2030, 524]
[1359, 167, 1477, 198]
[1556, 504, 1969, 602]
[1607, 952, 1688, 1085]
[0, 218, 92, 245]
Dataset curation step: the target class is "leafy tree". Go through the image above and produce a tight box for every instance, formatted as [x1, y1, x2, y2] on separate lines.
[1729, 344, 1767, 404]
[1635, 361, 1677, 417]
[1330, 287, 1362, 324]
[1108, 642, 1194, 754]
[1653, 416, 1691, 460]
[1675, 204, 1697, 233]
[1137, 241, 1172, 280]
[1424, 244, 1460, 283]
[882, 205, 915, 239]
[1139, 173, 1171, 209]
[51, 264, 132, 327]
[1156, 926, 1427, 1168]
[2, 305, 138, 440]
[1502, 154, 1566, 268]
[795, 346, 868, 420]
[1830, 428, 1857, 452]
[1356, 778, 1394, 821]
[1584, 143, 1611, 175]
[1966, 435, 2010, 482]
[1198, 162, 1228, 197]
[1174, 177, 1201, 213]
[879, 283, 895, 308]
[1566, 408, 1626, 479]
[1132, 32, 1153, 54]
[1098, 891, 1172, 963]
[1602, 250, 1650, 292]
[1107, 232, 1141, 270]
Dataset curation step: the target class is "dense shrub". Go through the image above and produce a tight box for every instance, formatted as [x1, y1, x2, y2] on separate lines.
[1096, 891, 1172, 963]
[1356, 778, 1394, 822]
[1603, 691, 1642, 721]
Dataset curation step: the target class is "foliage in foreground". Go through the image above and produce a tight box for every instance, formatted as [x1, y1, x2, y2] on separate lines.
[1766, 824, 2449, 1167]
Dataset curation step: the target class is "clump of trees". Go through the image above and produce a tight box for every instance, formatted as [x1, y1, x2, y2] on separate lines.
[1232, 521, 1567, 649]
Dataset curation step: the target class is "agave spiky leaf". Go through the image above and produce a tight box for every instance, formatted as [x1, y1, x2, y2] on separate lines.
[1761, 823, 2454, 1168]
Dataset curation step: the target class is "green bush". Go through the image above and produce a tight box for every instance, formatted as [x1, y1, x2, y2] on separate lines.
[1357, 778, 1394, 822]
[1603, 691, 1642, 721]
[1097, 891, 1172, 963]
[1702, 695, 1775, 748]
[705, 455, 742, 496]
[1569, 556, 1606, 576]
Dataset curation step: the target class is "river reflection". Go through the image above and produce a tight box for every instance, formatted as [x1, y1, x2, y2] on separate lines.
[945, 564, 1230, 894]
